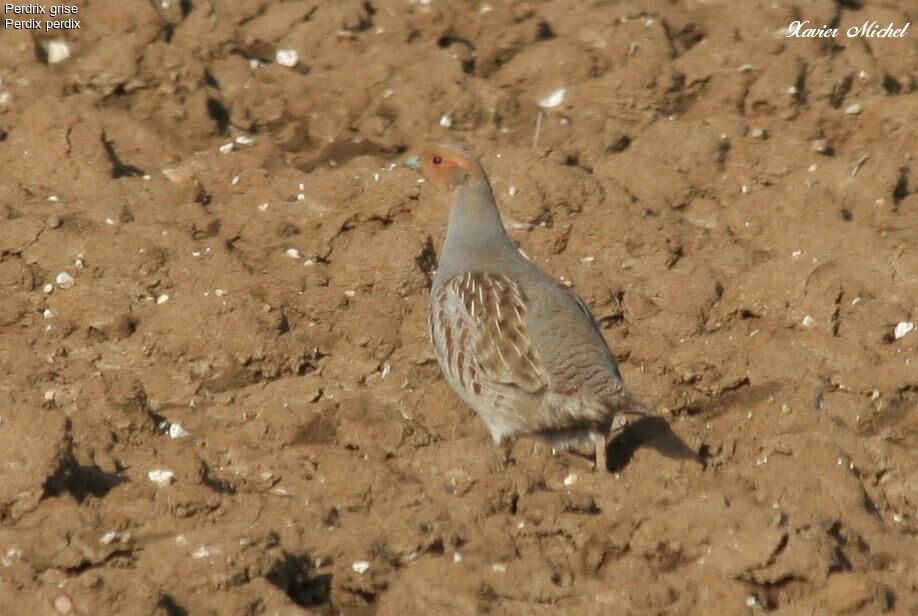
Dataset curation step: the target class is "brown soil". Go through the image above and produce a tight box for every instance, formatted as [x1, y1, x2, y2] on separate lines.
[1, 0, 917, 614]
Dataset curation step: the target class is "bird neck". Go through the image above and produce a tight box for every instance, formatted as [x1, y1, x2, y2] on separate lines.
[440, 181, 520, 275]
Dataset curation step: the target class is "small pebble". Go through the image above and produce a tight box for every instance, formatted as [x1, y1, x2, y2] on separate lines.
[55, 272, 75, 290]
[801, 315, 815, 327]
[539, 88, 566, 109]
[276, 49, 299, 67]
[218, 142, 234, 154]
[99, 531, 119, 545]
[563, 473, 578, 486]
[46, 40, 71, 65]
[894, 321, 914, 340]
[46, 215, 62, 228]
[812, 139, 829, 153]
[168, 423, 190, 439]
[43, 309, 53, 319]
[844, 103, 862, 115]
[156, 294, 169, 305]
[439, 114, 453, 128]
[52, 593, 73, 614]
[352, 560, 371, 574]
[286, 248, 302, 259]
[750, 128, 766, 139]
[257, 203, 269, 212]
[42, 283, 54, 294]
[147, 469, 175, 486]
[235, 135, 255, 147]
[214, 289, 228, 297]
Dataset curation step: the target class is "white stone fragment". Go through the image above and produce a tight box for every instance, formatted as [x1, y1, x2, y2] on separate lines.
[563, 473, 578, 486]
[55, 272, 75, 290]
[43, 283, 54, 294]
[43, 309, 53, 319]
[156, 294, 169, 305]
[257, 203, 269, 211]
[168, 423, 190, 439]
[99, 531, 119, 545]
[48, 195, 60, 202]
[231, 175, 240, 185]
[275, 49, 299, 67]
[235, 135, 255, 147]
[286, 248, 302, 259]
[491, 563, 507, 573]
[508, 185, 519, 197]
[214, 289, 228, 297]
[218, 142, 234, 154]
[579, 256, 595, 264]
[844, 103, 862, 115]
[352, 560, 371, 574]
[46, 40, 71, 64]
[801, 315, 815, 327]
[148, 469, 175, 486]
[538, 88, 566, 109]
[191, 546, 212, 559]
[2, 546, 22, 566]
[439, 114, 452, 128]
[894, 321, 914, 340]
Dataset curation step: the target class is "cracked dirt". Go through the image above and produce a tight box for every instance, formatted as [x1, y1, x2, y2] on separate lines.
[0, 0, 916, 614]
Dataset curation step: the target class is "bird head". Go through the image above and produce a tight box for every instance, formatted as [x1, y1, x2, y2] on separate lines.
[403, 143, 486, 191]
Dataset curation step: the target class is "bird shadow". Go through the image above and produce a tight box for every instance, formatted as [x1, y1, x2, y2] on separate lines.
[605, 416, 698, 473]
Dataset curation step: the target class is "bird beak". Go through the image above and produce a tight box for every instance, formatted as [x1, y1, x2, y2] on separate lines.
[402, 155, 421, 171]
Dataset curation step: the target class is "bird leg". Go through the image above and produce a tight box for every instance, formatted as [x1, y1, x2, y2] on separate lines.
[590, 429, 608, 472]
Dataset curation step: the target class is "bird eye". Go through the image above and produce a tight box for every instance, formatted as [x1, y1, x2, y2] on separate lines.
[432, 155, 443, 165]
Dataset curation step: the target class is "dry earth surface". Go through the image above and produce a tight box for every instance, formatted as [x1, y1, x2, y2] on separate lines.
[0, 0, 916, 614]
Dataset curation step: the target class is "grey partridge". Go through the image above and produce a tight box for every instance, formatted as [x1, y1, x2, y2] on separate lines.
[404, 143, 652, 470]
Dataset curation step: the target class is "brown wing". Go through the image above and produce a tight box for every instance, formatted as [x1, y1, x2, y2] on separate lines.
[430, 272, 549, 396]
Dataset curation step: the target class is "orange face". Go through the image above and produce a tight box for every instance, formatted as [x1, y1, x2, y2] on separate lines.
[404, 143, 484, 190]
